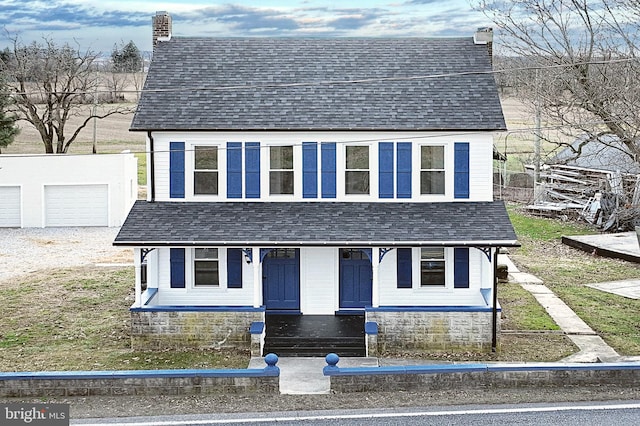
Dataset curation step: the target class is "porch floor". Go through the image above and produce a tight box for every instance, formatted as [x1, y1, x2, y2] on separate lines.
[264, 314, 365, 357]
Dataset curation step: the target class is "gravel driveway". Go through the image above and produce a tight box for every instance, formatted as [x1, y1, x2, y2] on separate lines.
[0, 227, 132, 283]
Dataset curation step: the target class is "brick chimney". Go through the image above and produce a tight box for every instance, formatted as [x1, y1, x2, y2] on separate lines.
[152, 11, 172, 51]
[473, 27, 493, 65]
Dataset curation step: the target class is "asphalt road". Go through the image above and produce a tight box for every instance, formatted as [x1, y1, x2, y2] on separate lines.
[72, 401, 640, 425]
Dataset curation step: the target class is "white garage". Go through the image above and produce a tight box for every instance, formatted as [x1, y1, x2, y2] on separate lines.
[0, 186, 22, 227]
[44, 184, 109, 227]
[0, 153, 137, 228]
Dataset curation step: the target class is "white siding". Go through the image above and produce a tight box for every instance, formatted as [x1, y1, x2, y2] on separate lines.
[44, 184, 109, 227]
[152, 138, 170, 201]
[378, 248, 488, 307]
[468, 140, 494, 201]
[0, 186, 21, 227]
[150, 131, 497, 203]
[156, 248, 171, 294]
[155, 248, 254, 306]
[300, 247, 337, 314]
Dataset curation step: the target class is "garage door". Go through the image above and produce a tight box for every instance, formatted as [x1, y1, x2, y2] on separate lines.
[0, 186, 21, 227]
[44, 184, 109, 227]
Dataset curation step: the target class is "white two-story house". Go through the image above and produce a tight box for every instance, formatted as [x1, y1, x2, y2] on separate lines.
[114, 12, 519, 357]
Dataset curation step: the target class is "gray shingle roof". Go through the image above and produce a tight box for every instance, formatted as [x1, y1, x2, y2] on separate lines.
[114, 201, 518, 247]
[131, 37, 506, 131]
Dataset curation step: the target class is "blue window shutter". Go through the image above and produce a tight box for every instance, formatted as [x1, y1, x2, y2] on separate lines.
[303, 142, 318, 198]
[396, 248, 412, 288]
[227, 142, 242, 198]
[454, 142, 470, 199]
[169, 142, 185, 198]
[227, 249, 243, 288]
[170, 248, 185, 289]
[397, 142, 412, 198]
[454, 248, 470, 288]
[379, 142, 394, 198]
[321, 142, 336, 198]
[245, 142, 260, 199]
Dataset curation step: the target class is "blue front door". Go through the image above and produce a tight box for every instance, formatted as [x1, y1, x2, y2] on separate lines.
[339, 248, 373, 309]
[263, 248, 300, 311]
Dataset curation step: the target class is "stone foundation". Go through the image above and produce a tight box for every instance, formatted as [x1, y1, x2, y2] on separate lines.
[366, 309, 498, 353]
[131, 310, 264, 350]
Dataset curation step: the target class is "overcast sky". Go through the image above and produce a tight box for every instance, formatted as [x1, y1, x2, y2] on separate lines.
[1, 0, 490, 54]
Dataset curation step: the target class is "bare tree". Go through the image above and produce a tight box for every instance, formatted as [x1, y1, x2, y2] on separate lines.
[0, 35, 133, 154]
[130, 51, 150, 102]
[475, 0, 640, 163]
[103, 62, 129, 103]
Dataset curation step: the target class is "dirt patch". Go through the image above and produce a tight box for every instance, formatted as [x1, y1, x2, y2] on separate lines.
[29, 238, 59, 246]
[0, 228, 132, 284]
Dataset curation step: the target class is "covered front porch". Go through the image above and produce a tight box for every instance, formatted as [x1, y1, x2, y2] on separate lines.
[115, 200, 519, 354]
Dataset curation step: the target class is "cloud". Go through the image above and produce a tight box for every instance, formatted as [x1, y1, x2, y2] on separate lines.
[325, 9, 386, 31]
[2, 1, 148, 32]
[404, 0, 448, 4]
[188, 5, 302, 32]
[172, 5, 391, 36]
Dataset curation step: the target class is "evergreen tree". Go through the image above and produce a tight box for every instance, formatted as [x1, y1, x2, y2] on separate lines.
[0, 75, 19, 153]
[111, 41, 142, 73]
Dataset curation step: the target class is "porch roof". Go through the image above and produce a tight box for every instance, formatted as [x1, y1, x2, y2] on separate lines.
[114, 201, 519, 248]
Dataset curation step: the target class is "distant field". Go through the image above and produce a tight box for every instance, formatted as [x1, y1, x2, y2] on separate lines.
[497, 97, 567, 174]
[4, 103, 145, 155]
[5, 96, 548, 175]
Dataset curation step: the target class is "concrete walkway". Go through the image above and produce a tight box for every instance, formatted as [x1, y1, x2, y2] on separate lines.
[586, 279, 640, 299]
[248, 356, 378, 394]
[499, 254, 621, 363]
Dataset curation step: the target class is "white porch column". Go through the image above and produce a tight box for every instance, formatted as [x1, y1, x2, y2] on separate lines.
[252, 247, 262, 308]
[372, 247, 380, 308]
[133, 248, 142, 308]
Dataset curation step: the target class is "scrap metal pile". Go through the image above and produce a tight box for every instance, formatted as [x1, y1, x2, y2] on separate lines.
[524, 164, 640, 232]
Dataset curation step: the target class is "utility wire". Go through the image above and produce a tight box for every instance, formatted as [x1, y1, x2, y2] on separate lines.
[6, 57, 638, 97]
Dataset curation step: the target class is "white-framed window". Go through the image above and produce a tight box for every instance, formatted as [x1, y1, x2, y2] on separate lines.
[345, 145, 370, 194]
[420, 247, 445, 286]
[194, 248, 219, 286]
[194, 146, 218, 195]
[269, 145, 294, 195]
[420, 145, 445, 195]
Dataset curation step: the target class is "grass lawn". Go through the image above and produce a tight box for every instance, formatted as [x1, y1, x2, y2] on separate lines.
[508, 205, 640, 355]
[0, 263, 578, 370]
[0, 267, 248, 372]
[1, 206, 637, 370]
[134, 152, 147, 185]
